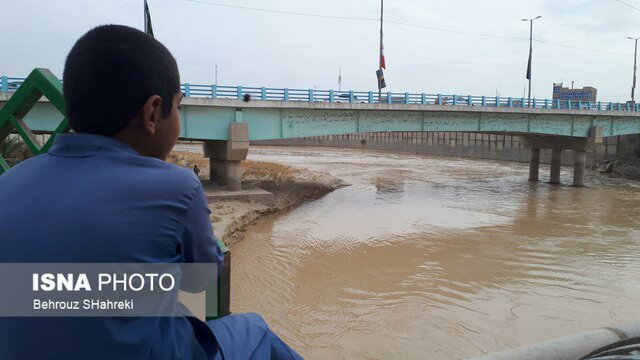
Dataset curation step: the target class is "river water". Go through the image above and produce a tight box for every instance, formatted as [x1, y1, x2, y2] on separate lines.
[229, 146, 640, 359]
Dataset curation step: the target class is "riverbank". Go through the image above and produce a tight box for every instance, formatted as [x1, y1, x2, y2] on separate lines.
[607, 159, 640, 180]
[168, 151, 348, 246]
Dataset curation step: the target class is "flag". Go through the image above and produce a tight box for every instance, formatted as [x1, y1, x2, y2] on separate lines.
[525, 47, 532, 80]
[144, 0, 154, 37]
[376, 69, 386, 90]
[380, 41, 386, 69]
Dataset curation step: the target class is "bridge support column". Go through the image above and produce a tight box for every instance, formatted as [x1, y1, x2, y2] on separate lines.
[203, 123, 249, 192]
[522, 127, 602, 187]
[528, 148, 540, 182]
[550, 149, 562, 184]
[573, 150, 586, 187]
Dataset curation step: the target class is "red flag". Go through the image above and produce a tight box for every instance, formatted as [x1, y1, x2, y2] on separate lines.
[380, 43, 386, 69]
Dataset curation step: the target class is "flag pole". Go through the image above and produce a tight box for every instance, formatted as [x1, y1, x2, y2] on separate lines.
[144, 0, 147, 34]
[378, 0, 384, 102]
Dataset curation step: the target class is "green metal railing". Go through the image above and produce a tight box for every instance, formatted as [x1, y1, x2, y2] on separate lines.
[0, 68, 230, 319]
[0, 68, 70, 174]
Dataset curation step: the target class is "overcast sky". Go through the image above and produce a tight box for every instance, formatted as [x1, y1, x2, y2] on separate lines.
[2, 0, 639, 101]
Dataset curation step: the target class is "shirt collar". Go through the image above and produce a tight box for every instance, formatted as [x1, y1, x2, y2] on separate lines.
[48, 134, 139, 157]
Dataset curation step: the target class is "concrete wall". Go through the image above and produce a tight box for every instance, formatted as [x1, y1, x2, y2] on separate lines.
[616, 134, 640, 159]
[253, 132, 623, 167]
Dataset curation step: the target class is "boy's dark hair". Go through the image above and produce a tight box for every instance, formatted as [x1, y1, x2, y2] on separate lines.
[63, 24, 180, 135]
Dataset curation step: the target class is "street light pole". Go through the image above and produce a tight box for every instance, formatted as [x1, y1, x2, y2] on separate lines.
[523, 16, 541, 107]
[629, 37, 639, 103]
[378, 0, 384, 102]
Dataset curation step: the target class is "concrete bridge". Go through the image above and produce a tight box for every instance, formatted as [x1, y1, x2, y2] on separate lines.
[2, 72, 640, 189]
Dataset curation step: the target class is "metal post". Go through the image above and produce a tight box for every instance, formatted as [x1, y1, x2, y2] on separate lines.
[524, 16, 541, 108]
[143, 0, 147, 34]
[378, 0, 384, 102]
[629, 37, 638, 103]
[528, 19, 533, 107]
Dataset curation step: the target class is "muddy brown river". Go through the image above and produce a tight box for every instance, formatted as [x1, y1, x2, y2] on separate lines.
[229, 146, 640, 359]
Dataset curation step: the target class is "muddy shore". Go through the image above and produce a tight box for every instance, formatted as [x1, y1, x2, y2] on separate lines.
[168, 150, 348, 247]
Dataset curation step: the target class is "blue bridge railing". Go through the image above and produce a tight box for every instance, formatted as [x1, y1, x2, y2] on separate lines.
[2, 75, 638, 112]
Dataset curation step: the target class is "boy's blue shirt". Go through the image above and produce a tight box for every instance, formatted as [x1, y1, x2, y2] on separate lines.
[0, 133, 224, 359]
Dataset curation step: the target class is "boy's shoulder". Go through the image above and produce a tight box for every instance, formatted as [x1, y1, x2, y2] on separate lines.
[138, 156, 203, 193]
[142, 157, 200, 184]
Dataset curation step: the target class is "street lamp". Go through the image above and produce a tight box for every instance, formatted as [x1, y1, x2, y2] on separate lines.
[523, 16, 542, 107]
[628, 36, 639, 103]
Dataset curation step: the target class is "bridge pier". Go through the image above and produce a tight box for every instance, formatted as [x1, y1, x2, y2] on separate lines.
[203, 123, 249, 191]
[522, 127, 602, 187]
[528, 148, 540, 182]
[573, 150, 587, 187]
[549, 149, 562, 185]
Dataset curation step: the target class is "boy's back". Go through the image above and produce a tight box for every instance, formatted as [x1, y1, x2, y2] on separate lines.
[0, 133, 221, 359]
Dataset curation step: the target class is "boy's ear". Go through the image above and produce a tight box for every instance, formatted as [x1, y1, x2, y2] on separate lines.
[140, 95, 163, 135]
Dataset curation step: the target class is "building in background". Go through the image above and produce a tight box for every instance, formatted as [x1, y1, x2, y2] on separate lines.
[552, 83, 597, 102]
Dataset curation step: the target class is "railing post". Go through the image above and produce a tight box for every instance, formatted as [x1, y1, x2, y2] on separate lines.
[422, 93, 426, 104]
[521, 97, 525, 108]
[387, 92, 392, 104]
[482, 96, 486, 106]
[578, 101, 582, 109]
[261, 87, 266, 100]
[349, 90, 354, 103]
[368, 91, 373, 103]
[236, 86, 242, 100]
[211, 84, 217, 99]
[508, 97, 513, 107]
[1, 76, 7, 92]
[404, 92, 410, 104]
[496, 96, 500, 107]
[626, 102, 630, 111]
[453, 95, 458, 106]
[598, 101, 602, 110]
[609, 102, 613, 111]
[587, 101, 592, 110]
[438, 94, 442, 105]
[617, 103, 622, 111]
[568, 100, 572, 109]
[545, 99, 549, 109]
[184, 83, 191, 97]
[329, 90, 334, 103]
[556, 99, 560, 109]
[284, 88, 289, 101]
[533, 98, 537, 108]
[308, 89, 314, 102]
[467, 95, 472, 106]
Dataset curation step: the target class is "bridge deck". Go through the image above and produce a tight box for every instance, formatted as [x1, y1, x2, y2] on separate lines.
[2, 93, 639, 141]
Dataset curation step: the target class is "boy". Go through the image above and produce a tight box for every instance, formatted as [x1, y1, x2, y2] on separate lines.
[0, 25, 302, 360]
